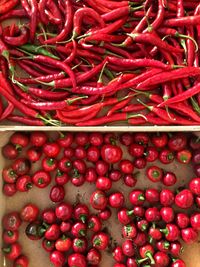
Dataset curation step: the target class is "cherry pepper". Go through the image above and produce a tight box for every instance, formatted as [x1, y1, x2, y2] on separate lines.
[101, 144, 122, 164]
[13, 255, 29, 267]
[139, 244, 155, 265]
[160, 224, 180, 241]
[2, 242, 22, 260]
[175, 189, 194, 209]
[74, 203, 90, 223]
[92, 232, 109, 250]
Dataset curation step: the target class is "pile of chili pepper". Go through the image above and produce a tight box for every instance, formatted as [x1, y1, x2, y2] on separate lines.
[0, 0, 200, 125]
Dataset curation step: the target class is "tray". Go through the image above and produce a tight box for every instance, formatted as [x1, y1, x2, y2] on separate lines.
[1, 131, 200, 267]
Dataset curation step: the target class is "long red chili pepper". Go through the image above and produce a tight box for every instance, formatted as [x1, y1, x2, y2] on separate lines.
[94, 0, 128, 9]
[47, 59, 107, 89]
[138, 100, 198, 125]
[21, 96, 86, 110]
[75, 113, 145, 126]
[0, 9, 27, 22]
[137, 67, 200, 89]
[127, 33, 184, 54]
[57, 108, 100, 124]
[101, 6, 130, 22]
[0, 0, 19, 14]
[145, 0, 165, 32]
[164, 15, 200, 27]
[30, 55, 76, 89]
[107, 57, 172, 70]
[73, 7, 105, 38]
[7, 115, 45, 125]
[44, 0, 73, 44]
[159, 83, 200, 107]
[168, 102, 200, 123]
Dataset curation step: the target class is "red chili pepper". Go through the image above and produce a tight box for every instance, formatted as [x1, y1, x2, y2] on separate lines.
[73, 7, 105, 38]
[17, 72, 65, 84]
[137, 67, 200, 89]
[44, 0, 73, 44]
[0, 9, 27, 22]
[3, 26, 29, 46]
[95, 0, 128, 9]
[146, 0, 165, 32]
[159, 82, 200, 107]
[57, 108, 100, 124]
[164, 15, 200, 27]
[45, 0, 62, 25]
[28, 55, 76, 89]
[0, 0, 19, 14]
[48, 59, 107, 88]
[107, 98, 132, 116]
[101, 6, 130, 22]
[107, 56, 172, 70]
[17, 60, 43, 77]
[76, 113, 145, 126]
[84, 0, 109, 14]
[139, 101, 198, 125]
[127, 32, 183, 54]
[168, 102, 200, 123]
[23, 86, 69, 101]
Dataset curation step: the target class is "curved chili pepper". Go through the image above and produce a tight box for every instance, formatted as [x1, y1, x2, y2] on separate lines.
[122, 6, 153, 47]
[145, 0, 165, 32]
[0, 103, 14, 121]
[3, 26, 29, 46]
[60, 98, 117, 118]
[29, 0, 38, 42]
[72, 7, 105, 38]
[21, 59, 60, 75]
[72, 74, 123, 95]
[82, 33, 125, 44]
[30, 55, 76, 89]
[44, 0, 73, 44]
[0, 85, 39, 118]
[186, 26, 196, 66]
[57, 108, 100, 124]
[0, 0, 19, 14]
[107, 97, 132, 116]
